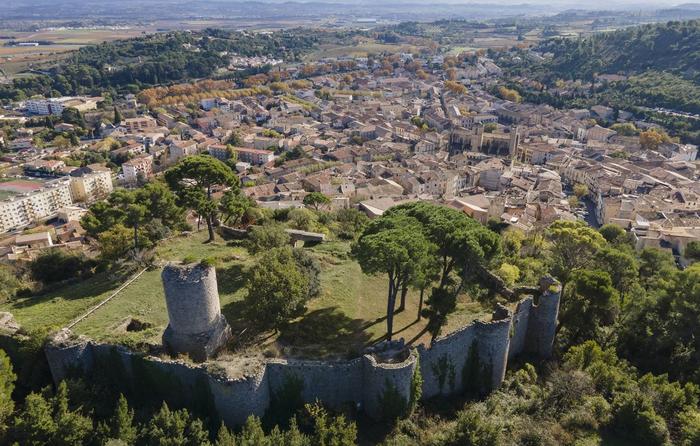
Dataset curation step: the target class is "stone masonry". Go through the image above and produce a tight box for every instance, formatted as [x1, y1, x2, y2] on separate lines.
[161, 263, 232, 362]
[41, 274, 560, 425]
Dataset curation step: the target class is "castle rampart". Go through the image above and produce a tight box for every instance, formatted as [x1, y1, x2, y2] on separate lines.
[38, 271, 561, 426]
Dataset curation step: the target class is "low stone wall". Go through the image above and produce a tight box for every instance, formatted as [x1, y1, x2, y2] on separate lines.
[39, 287, 560, 425]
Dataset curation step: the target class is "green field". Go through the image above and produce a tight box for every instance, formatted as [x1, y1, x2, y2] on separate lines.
[1, 232, 489, 358]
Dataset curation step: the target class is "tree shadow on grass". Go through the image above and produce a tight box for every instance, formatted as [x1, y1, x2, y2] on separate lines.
[278, 307, 373, 358]
[406, 325, 430, 346]
[359, 315, 386, 331]
[216, 263, 246, 295]
[220, 299, 251, 333]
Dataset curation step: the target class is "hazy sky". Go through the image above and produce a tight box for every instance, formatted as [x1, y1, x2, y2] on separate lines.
[2, 0, 692, 14]
[5, 0, 691, 3]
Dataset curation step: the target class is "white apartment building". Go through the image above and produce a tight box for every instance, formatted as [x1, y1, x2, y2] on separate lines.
[25, 97, 100, 116]
[0, 179, 73, 233]
[0, 171, 113, 233]
[70, 169, 114, 202]
[122, 154, 154, 184]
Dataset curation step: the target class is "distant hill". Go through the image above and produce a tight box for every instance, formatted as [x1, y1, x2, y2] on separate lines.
[538, 19, 700, 82]
[501, 20, 700, 141]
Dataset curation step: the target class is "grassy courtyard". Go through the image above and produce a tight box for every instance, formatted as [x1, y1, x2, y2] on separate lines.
[1, 231, 490, 358]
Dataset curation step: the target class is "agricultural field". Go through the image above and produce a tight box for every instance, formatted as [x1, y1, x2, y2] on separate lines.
[0, 27, 152, 77]
[0, 231, 490, 358]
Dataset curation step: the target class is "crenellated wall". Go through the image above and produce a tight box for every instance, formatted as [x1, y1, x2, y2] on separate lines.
[40, 283, 560, 425]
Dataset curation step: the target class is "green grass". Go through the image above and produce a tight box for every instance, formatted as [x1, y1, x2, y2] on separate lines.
[2, 232, 489, 358]
[0, 272, 123, 333]
[75, 231, 250, 345]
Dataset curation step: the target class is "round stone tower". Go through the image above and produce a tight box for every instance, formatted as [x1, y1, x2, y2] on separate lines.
[161, 263, 232, 362]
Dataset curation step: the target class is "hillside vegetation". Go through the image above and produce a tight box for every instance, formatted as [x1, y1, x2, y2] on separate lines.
[0, 29, 320, 102]
[539, 19, 700, 80]
[497, 19, 700, 142]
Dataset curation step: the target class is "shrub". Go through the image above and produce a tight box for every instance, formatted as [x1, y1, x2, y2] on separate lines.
[409, 356, 423, 415]
[244, 247, 310, 329]
[265, 373, 304, 428]
[679, 410, 700, 446]
[287, 208, 318, 232]
[291, 248, 321, 299]
[0, 265, 22, 303]
[247, 223, 290, 254]
[443, 406, 501, 446]
[334, 208, 368, 240]
[611, 391, 670, 446]
[29, 249, 97, 285]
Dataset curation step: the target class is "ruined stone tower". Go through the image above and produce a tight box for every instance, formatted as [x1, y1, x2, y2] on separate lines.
[162, 263, 232, 361]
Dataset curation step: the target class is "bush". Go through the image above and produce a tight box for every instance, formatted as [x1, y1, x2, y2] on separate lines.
[611, 391, 670, 446]
[443, 406, 501, 446]
[265, 373, 304, 428]
[244, 247, 310, 329]
[287, 208, 318, 232]
[378, 380, 408, 422]
[0, 265, 22, 303]
[29, 250, 97, 285]
[680, 410, 700, 446]
[291, 248, 321, 299]
[335, 208, 368, 240]
[247, 223, 290, 254]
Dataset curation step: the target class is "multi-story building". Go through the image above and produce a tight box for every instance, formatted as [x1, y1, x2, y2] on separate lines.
[169, 140, 198, 164]
[232, 147, 274, 165]
[25, 97, 100, 116]
[0, 179, 73, 233]
[0, 168, 114, 233]
[122, 116, 158, 133]
[70, 168, 113, 202]
[122, 154, 154, 184]
[207, 144, 233, 161]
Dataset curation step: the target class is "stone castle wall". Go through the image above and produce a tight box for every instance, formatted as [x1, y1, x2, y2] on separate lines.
[508, 298, 533, 360]
[41, 286, 560, 425]
[525, 290, 560, 358]
[209, 365, 270, 425]
[362, 352, 418, 419]
[267, 358, 364, 409]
